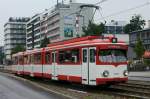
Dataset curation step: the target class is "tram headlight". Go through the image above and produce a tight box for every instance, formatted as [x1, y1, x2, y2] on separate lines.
[103, 70, 109, 77]
[123, 70, 128, 76]
[112, 38, 117, 43]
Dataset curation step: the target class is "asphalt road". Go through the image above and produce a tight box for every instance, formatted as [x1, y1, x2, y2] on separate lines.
[0, 74, 66, 99]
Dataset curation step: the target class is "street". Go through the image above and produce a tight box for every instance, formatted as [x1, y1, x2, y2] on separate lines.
[0, 73, 66, 99]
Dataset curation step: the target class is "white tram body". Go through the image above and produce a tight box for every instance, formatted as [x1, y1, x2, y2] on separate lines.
[12, 36, 128, 86]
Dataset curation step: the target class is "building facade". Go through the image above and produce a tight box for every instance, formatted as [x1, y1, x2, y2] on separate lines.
[4, 17, 30, 59]
[130, 28, 150, 50]
[26, 2, 94, 50]
[26, 14, 41, 49]
[105, 20, 127, 34]
[129, 28, 150, 59]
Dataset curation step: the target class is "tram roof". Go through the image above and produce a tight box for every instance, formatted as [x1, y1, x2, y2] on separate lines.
[13, 36, 127, 56]
[47, 36, 126, 48]
[12, 51, 24, 57]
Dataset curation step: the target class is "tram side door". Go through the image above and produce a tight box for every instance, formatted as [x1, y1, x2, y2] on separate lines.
[52, 51, 58, 80]
[82, 47, 96, 85]
[88, 47, 96, 85]
[82, 48, 89, 85]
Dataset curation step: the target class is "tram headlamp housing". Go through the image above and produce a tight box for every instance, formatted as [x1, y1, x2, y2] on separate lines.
[112, 38, 117, 43]
[103, 70, 109, 77]
[123, 70, 128, 76]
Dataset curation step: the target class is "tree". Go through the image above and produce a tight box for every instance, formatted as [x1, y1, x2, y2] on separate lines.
[124, 15, 145, 33]
[134, 38, 145, 59]
[82, 21, 105, 36]
[11, 44, 25, 55]
[40, 36, 50, 48]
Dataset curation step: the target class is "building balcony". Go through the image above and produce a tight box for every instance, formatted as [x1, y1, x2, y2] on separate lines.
[34, 44, 40, 48]
[26, 41, 33, 44]
[34, 38, 41, 43]
[47, 24, 60, 32]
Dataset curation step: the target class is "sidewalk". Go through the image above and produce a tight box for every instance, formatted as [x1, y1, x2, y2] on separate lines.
[129, 71, 150, 77]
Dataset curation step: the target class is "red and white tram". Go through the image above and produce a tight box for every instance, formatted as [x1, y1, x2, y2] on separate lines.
[12, 36, 128, 86]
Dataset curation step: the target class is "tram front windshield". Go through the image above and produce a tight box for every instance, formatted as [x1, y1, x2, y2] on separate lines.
[99, 49, 127, 63]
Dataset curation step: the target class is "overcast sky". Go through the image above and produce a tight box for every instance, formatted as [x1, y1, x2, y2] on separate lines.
[0, 0, 150, 46]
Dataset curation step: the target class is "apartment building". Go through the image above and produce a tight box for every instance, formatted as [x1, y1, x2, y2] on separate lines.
[26, 2, 94, 50]
[26, 14, 41, 49]
[4, 17, 30, 59]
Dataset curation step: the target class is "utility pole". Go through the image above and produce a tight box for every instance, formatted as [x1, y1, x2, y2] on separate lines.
[62, 0, 64, 4]
[75, 4, 99, 37]
[57, 0, 59, 7]
[80, 4, 99, 22]
[75, 14, 80, 37]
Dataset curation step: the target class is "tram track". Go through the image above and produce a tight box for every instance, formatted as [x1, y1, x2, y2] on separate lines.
[34, 78, 150, 99]
[109, 86, 150, 99]
[109, 81, 150, 99]
[65, 80, 150, 99]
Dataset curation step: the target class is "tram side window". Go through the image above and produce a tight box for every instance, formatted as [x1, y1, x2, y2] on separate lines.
[12, 57, 15, 65]
[45, 52, 51, 64]
[52, 53, 54, 63]
[31, 54, 34, 64]
[19, 56, 24, 65]
[27, 55, 31, 64]
[58, 49, 80, 64]
[83, 49, 87, 62]
[24, 55, 28, 64]
[90, 49, 96, 63]
[34, 53, 41, 64]
[13, 57, 18, 65]
[52, 52, 57, 63]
